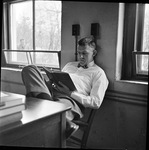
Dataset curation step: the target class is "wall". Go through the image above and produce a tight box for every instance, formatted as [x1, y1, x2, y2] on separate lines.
[61, 1, 148, 96]
[87, 97, 147, 150]
[61, 2, 147, 149]
[1, 2, 148, 150]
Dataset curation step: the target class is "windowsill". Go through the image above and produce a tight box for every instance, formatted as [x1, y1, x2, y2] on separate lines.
[116, 79, 148, 85]
[1, 66, 60, 72]
[1, 67, 22, 71]
[1, 67, 47, 75]
[1, 67, 148, 85]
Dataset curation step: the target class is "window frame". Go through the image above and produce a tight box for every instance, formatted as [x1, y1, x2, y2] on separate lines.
[2, 0, 62, 70]
[122, 3, 148, 82]
[2, 49, 61, 70]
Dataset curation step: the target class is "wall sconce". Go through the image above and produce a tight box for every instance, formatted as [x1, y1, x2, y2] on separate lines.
[91, 23, 100, 46]
[91, 23, 99, 37]
[72, 24, 80, 36]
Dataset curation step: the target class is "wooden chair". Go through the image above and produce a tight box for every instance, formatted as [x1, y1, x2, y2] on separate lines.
[67, 108, 97, 149]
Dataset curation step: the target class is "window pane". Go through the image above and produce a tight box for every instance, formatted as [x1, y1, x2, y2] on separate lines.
[139, 4, 149, 74]
[35, 1, 61, 51]
[4, 51, 30, 65]
[30, 52, 60, 68]
[135, 54, 148, 75]
[11, 1, 33, 50]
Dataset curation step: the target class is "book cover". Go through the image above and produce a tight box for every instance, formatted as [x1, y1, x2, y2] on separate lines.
[0, 112, 23, 127]
[0, 104, 25, 118]
[0, 91, 26, 109]
[42, 67, 77, 91]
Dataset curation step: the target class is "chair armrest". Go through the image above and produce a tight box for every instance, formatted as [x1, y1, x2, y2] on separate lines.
[73, 120, 88, 127]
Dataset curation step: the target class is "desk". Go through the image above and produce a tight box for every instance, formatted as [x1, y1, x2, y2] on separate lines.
[0, 97, 71, 148]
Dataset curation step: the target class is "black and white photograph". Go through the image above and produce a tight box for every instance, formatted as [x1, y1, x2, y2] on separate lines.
[0, 1, 148, 150]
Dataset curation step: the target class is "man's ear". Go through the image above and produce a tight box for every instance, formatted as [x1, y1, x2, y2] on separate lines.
[93, 50, 97, 57]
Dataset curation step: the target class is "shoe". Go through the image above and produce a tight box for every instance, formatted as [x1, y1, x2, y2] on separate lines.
[66, 121, 79, 139]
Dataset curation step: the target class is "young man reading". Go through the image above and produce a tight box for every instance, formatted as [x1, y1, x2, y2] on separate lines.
[21, 36, 109, 139]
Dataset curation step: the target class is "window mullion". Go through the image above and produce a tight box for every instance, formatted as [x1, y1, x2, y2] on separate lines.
[7, 2, 11, 49]
[32, 0, 35, 64]
[33, 0, 35, 50]
[7, 3, 12, 62]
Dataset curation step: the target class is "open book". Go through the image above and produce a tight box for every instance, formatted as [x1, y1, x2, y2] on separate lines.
[42, 67, 77, 92]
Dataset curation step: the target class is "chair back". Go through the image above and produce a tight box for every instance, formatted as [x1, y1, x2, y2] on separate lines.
[67, 108, 97, 148]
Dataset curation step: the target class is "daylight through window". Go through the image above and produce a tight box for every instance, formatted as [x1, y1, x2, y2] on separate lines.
[141, 4, 149, 74]
[3, 0, 62, 69]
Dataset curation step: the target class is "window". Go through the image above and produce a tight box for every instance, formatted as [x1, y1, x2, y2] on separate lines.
[2, 0, 62, 70]
[122, 3, 149, 81]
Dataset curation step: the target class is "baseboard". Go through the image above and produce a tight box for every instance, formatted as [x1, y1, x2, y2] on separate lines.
[105, 90, 147, 106]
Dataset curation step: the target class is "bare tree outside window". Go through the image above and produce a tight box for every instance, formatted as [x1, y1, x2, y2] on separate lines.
[35, 1, 61, 51]
[12, 2, 33, 50]
[7, 1, 61, 68]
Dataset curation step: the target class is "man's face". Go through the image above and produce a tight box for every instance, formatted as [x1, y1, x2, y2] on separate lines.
[77, 45, 95, 66]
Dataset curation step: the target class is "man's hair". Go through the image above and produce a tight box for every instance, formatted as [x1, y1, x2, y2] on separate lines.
[78, 36, 96, 49]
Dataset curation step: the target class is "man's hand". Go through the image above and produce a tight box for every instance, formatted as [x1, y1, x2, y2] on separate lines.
[53, 81, 72, 97]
